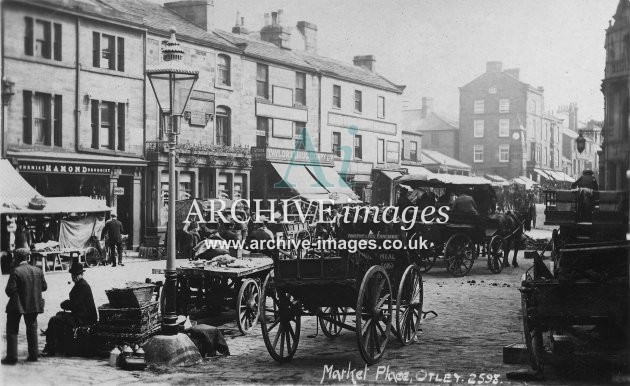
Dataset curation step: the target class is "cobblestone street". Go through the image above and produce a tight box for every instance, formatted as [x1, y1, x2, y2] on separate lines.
[4, 225, 622, 385]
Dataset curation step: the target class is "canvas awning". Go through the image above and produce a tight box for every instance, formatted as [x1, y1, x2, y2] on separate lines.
[304, 165, 357, 197]
[270, 162, 329, 196]
[511, 176, 538, 189]
[380, 170, 404, 180]
[1, 159, 111, 214]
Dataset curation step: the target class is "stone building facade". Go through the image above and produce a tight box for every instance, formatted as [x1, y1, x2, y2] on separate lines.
[601, 0, 630, 190]
[2, 0, 147, 247]
[459, 62, 546, 180]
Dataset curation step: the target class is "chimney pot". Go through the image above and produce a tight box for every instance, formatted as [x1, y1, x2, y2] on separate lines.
[271, 12, 278, 25]
[264, 12, 270, 26]
[486, 61, 503, 73]
[277, 9, 283, 25]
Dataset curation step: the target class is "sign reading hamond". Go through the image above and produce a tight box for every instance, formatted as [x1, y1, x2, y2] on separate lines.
[18, 162, 111, 174]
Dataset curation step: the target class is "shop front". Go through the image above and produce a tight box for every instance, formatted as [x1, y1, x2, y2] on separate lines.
[144, 141, 251, 240]
[251, 147, 360, 206]
[6, 150, 146, 248]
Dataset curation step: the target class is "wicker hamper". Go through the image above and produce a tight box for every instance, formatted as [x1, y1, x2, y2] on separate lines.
[105, 283, 156, 308]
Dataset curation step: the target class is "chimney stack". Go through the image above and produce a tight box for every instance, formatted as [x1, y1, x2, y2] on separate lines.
[353, 55, 376, 72]
[261, 9, 291, 48]
[232, 11, 249, 34]
[486, 61, 503, 73]
[503, 68, 520, 80]
[164, 1, 215, 31]
[421, 97, 434, 118]
[296, 21, 317, 54]
[264, 12, 270, 26]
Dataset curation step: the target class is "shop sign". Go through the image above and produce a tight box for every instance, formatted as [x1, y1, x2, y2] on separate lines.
[252, 147, 334, 166]
[113, 187, 125, 195]
[18, 163, 111, 174]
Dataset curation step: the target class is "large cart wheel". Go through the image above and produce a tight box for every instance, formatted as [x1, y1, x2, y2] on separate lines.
[487, 236, 505, 274]
[409, 233, 438, 272]
[319, 306, 347, 337]
[444, 233, 475, 277]
[236, 278, 260, 335]
[521, 294, 544, 372]
[356, 266, 392, 365]
[260, 274, 301, 362]
[395, 265, 423, 345]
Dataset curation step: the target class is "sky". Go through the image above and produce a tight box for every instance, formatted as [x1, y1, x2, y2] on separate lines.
[185, 0, 617, 121]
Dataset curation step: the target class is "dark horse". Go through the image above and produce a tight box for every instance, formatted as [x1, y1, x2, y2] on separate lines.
[489, 210, 529, 267]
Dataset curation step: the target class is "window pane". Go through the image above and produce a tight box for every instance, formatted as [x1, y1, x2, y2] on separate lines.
[474, 120, 484, 137]
[295, 72, 306, 105]
[499, 99, 510, 113]
[218, 55, 230, 86]
[499, 119, 510, 137]
[333, 85, 341, 108]
[378, 96, 385, 118]
[33, 93, 48, 144]
[100, 102, 112, 149]
[256, 117, 268, 147]
[35, 21, 50, 58]
[354, 90, 362, 112]
[474, 100, 484, 114]
[332, 132, 341, 157]
[354, 135, 362, 159]
[377, 139, 385, 163]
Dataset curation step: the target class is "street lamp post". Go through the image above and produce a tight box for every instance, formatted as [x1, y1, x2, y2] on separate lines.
[146, 28, 199, 335]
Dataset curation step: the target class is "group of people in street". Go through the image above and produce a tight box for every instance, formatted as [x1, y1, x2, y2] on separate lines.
[3, 249, 97, 364]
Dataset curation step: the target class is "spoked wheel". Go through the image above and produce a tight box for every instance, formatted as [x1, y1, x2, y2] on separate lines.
[487, 236, 505, 274]
[236, 278, 260, 335]
[84, 246, 101, 267]
[319, 306, 347, 337]
[260, 274, 301, 362]
[395, 265, 423, 345]
[409, 233, 438, 272]
[521, 293, 544, 372]
[444, 233, 475, 277]
[356, 266, 392, 365]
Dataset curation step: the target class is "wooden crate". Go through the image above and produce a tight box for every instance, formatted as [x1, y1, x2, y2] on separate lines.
[98, 301, 159, 324]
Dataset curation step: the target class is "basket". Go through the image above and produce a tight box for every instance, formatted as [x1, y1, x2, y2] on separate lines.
[105, 283, 156, 308]
[98, 301, 159, 323]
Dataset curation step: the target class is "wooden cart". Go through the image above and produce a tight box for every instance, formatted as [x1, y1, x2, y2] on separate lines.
[520, 189, 629, 373]
[259, 234, 423, 365]
[175, 256, 273, 335]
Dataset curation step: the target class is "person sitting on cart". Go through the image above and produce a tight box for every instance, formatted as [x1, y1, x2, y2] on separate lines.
[437, 189, 455, 207]
[452, 190, 479, 216]
[41, 262, 97, 357]
[397, 188, 413, 212]
[183, 220, 201, 260]
[571, 169, 599, 222]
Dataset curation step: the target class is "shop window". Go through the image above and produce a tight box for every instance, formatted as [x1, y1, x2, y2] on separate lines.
[256, 117, 269, 147]
[216, 106, 231, 146]
[354, 90, 362, 113]
[218, 173, 232, 199]
[386, 141, 399, 163]
[377, 139, 385, 164]
[93, 32, 124, 71]
[332, 131, 341, 157]
[295, 72, 306, 105]
[294, 122, 306, 150]
[234, 174, 246, 200]
[410, 141, 418, 161]
[22, 90, 62, 146]
[179, 172, 192, 200]
[91, 100, 125, 150]
[217, 54, 231, 86]
[332, 85, 341, 108]
[256, 63, 269, 99]
[377, 96, 385, 118]
[354, 135, 363, 159]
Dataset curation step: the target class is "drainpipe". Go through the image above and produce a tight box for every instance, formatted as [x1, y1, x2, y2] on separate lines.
[75, 16, 80, 152]
[317, 72, 322, 152]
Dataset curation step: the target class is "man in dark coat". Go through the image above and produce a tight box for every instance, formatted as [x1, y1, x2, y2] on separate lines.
[571, 169, 599, 190]
[102, 213, 125, 266]
[3, 248, 47, 364]
[452, 192, 479, 215]
[42, 262, 97, 356]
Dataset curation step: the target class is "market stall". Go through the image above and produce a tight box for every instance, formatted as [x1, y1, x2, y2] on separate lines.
[1, 160, 111, 273]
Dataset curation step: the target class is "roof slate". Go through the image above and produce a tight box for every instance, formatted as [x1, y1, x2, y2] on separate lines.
[421, 150, 471, 169]
[402, 110, 459, 132]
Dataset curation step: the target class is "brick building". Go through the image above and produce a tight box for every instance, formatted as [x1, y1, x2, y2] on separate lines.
[2, 0, 147, 247]
[402, 97, 460, 159]
[600, 0, 630, 190]
[459, 62, 545, 180]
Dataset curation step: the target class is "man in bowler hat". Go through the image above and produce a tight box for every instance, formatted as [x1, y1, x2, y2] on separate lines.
[102, 212, 125, 266]
[42, 262, 97, 356]
[3, 248, 47, 364]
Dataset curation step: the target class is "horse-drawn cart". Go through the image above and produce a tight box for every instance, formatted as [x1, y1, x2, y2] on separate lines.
[520, 189, 629, 372]
[259, 233, 423, 364]
[395, 174, 514, 277]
